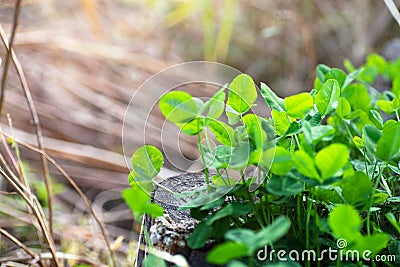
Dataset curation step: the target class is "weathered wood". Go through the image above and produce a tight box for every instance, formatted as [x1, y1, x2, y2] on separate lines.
[138, 172, 218, 267]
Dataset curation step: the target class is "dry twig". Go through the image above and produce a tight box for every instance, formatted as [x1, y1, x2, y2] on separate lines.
[1, 130, 117, 267]
[0, 23, 54, 242]
[0, 227, 42, 266]
[0, 0, 22, 116]
[0, 163, 60, 267]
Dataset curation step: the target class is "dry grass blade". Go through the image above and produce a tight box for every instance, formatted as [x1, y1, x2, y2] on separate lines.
[0, 252, 105, 266]
[4, 124, 128, 173]
[0, 259, 32, 266]
[0, 227, 38, 262]
[1, 120, 21, 178]
[0, 163, 59, 267]
[134, 242, 190, 267]
[39, 252, 106, 267]
[1, 122, 48, 252]
[0, 0, 22, 116]
[5, 116, 28, 190]
[0, 23, 54, 240]
[134, 217, 146, 267]
[384, 0, 400, 26]
[0, 129, 59, 266]
[0, 131, 117, 267]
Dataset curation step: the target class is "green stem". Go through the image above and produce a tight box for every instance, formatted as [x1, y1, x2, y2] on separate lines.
[294, 134, 301, 149]
[369, 158, 379, 179]
[296, 194, 304, 241]
[366, 162, 381, 236]
[203, 124, 212, 147]
[343, 120, 354, 139]
[197, 129, 211, 190]
[363, 147, 369, 173]
[265, 193, 271, 225]
[142, 225, 153, 248]
[241, 174, 264, 228]
[260, 196, 267, 225]
[153, 181, 176, 195]
[260, 186, 270, 225]
[315, 220, 321, 267]
[289, 136, 295, 153]
[305, 191, 313, 267]
[249, 255, 254, 267]
[336, 257, 341, 267]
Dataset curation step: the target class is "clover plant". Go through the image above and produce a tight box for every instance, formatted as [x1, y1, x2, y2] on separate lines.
[124, 53, 400, 267]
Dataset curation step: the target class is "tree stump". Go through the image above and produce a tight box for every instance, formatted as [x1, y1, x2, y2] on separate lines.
[137, 172, 218, 267]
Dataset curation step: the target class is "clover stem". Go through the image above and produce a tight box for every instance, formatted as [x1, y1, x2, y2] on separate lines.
[305, 194, 313, 267]
[153, 180, 176, 195]
[203, 124, 212, 150]
[366, 162, 382, 236]
[260, 185, 269, 225]
[315, 217, 321, 267]
[143, 227, 153, 248]
[241, 173, 264, 228]
[364, 148, 369, 174]
[343, 121, 354, 141]
[294, 134, 301, 149]
[344, 123, 373, 163]
[296, 194, 304, 241]
[249, 255, 254, 267]
[197, 129, 211, 190]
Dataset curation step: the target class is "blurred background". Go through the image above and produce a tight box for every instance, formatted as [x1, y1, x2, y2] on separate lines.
[0, 0, 399, 264]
